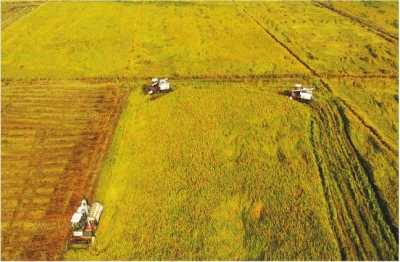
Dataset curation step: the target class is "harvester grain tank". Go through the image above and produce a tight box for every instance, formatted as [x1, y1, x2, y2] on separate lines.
[67, 199, 103, 250]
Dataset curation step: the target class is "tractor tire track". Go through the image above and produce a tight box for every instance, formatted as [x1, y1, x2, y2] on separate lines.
[310, 119, 347, 260]
[311, 103, 369, 260]
[312, 1, 398, 43]
[317, 77, 397, 161]
[335, 100, 399, 242]
[310, 101, 398, 260]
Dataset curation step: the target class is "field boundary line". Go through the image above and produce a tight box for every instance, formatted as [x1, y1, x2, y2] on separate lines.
[2, 72, 397, 86]
[312, 1, 398, 43]
[239, 8, 319, 77]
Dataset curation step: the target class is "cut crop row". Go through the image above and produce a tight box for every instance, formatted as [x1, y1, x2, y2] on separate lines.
[1, 2, 41, 30]
[1, 80, 130, 260]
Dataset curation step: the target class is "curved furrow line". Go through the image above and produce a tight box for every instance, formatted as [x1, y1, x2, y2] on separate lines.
[311, 104, 362, 258]
[331, 99, 398, 257]
[335, 101, 399, 245]
[310, 112, 359, 260]
[312, 101, 398, 259]
[312, 103, 378, 259]
[240, 4, 396, 259]
[310, 119, 347, 259]
[322, 104, 383, 258]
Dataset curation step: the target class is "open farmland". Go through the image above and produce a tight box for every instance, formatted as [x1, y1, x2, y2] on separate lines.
[1, 1, 309, 79]
[1, 1, 398, 261]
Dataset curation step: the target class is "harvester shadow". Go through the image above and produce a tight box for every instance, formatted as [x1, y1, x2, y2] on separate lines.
[277, 90, 291, 97]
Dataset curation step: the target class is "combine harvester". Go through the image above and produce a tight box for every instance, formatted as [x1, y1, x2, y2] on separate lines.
[289, 84, 315, 103]
[143, 78, 173, 100]
[67, 199, 103, 250]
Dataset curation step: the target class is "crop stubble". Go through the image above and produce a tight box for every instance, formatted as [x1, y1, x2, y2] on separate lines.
[1, 80, 129, 260]
[1, 1, 42, 30]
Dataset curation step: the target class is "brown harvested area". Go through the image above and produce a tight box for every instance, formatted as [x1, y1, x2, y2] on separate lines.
[1, 80, 129, 260]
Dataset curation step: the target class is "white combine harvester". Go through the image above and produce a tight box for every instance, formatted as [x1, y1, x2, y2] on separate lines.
[289, 83, 314, 102]
[146, 78, 173, 95]
[67, 199, 103, 250]
[143, 78, 173, 100]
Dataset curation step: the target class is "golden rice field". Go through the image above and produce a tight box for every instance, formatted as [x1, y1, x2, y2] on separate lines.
[1, 1, 398, 261]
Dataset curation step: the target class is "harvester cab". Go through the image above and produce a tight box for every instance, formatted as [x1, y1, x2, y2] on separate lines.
[289, 84, 314, 102]
[71, 212, 87, 237]
[67, 199, 104, 250]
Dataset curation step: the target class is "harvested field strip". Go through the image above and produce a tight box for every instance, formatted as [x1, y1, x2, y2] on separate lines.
[1, 157, 70, 167]
[2, 96, 114, 104]
[310, 100, 398, 260]
[2, 142, 77, 150]
[1, 80, 130, 260]
[2, 71, 398, 84]
[313, 1, 398, 42]
[1, 2, 41, 30]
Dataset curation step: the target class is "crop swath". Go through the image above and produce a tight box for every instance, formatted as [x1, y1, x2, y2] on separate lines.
[1, 80, 129, 260]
